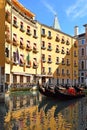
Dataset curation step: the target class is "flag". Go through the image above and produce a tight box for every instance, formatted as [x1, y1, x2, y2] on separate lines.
[26, 53, 31, 65]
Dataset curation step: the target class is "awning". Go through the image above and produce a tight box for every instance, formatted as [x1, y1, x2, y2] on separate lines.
[12, 72, 32, 76]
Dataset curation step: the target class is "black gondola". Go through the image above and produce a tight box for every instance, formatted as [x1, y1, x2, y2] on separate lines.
[39, 85, 85, 100]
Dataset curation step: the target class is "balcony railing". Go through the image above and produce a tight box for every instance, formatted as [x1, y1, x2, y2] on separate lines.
[47, 47, 52, 51]
[41, 71, 46, 75]
[41, 46, 46, 50]
[41, 33, 46, 37]
[47, 36, 52, 39]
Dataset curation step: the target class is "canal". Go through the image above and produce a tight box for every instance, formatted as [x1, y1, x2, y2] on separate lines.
[0, 91, 87, 130]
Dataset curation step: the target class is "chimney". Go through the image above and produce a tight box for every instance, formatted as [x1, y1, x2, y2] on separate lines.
[74, 26, 79, 37]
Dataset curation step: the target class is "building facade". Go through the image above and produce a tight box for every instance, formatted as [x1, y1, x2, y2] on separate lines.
[0, 0, 78, 92]
[77, 25, 87, 86]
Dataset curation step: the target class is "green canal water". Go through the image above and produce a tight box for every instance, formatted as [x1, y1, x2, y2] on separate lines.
[0, 91, 87, 130]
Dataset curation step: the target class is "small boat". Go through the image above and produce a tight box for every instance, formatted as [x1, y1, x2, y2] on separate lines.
[39, 85, 85, 100]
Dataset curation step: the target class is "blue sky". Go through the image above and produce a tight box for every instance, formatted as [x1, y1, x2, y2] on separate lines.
[19, 0, 87, 36]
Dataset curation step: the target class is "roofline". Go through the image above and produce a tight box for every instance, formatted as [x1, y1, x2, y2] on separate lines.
[12, 0, 35, 18]
[39, 23, 75, 38]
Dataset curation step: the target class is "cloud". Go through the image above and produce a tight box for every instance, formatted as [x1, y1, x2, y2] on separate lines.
[66, 0, 87, 19]
[42, 1, 57, 15]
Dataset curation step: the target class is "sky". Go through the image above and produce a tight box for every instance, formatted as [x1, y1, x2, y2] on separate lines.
[19, 0, 87, 36]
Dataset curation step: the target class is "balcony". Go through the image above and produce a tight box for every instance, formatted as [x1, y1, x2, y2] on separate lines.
[66, 63, 70, 66]
[13, 22, 19, 28]
[13, 40, 18, 46]
[47, 60, 52, 64]
[41, 46, 46, 50]
[26, 30, 32, 36]
[55, 37, 60, 42]
[20, 44, 25, 49]
[62, 62, 65, 65]
[74, 41, 77, 47]
[74, 64, 78, 67]
[42, 59, 46, 63]
[61, 50, 65, 54]
[33, 47, 38, 53]
[41, 71, 46, 75]
[66, 51, 70, 55]
[66, 40, 70, 45]
[26, 46, 32, 51]
[47, 47, 52, 51]
[56, 62, 59, 65]
[41, 33, 46, 37]
[47, 36, 52, 39]
[5, 33, 11, 44]
[5, 57, 10, 64]
[33, 35, 38, 39]
[61, 39, 65, 44]
[20, 27, 25, 33]
[48, 72, 52, 75]
[33, 64, 38, 69]
[55, 49, 60, 53]
[62, 73, 65, 76]
[5, 11, 11, 23]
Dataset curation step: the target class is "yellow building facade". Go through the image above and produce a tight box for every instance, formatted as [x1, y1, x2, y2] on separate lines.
[0, 0, 78, 91]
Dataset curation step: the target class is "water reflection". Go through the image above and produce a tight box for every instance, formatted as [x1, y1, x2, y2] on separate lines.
[0, 91, 87, 130]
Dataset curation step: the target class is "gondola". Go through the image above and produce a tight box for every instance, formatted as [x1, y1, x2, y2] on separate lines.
[54, 86, 85, 100]
[39, 85, 85, 100]
[38, 84, 56, 98]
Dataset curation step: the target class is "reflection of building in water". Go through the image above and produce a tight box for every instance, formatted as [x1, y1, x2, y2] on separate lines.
[78, 98, 87, 130]
[4, 92, 87, 130]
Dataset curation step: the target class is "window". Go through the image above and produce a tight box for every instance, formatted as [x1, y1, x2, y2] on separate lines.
[34, 29, 36, 36]
[33, 43, 37, 50]
[62, 79, 64, 85]
[33, 58, 37, 66]
[56, 68, 59, 74]
[27, 26, 30, 34]
[13, 52, 16, 62]
[41, 41, 45, 48]
[6, 74, 10, 82]
[48, 31, 51, 37]
[82, 39, 85, 44]
[48, 43, 52, 50]
[48, 55, 52, 62]
[20, 54, 24, 65]
[66, 69, 69, 74]
[13, 75, 17, 83]
[13, 33, 17, 42]
[5, 47, 9, 57]
[81, 48, 84, 56]
[66, 59, 69, 65]
[42, 54, 45, 61]
[62, 69, 64, 74]
[74, 50, 77, 57]
[26, 76, 30, 82]
[81, 61, 84, 69]
[20, 37, 23, 45]
[62, 58, 65, 64]
[26, 40, 30, 48]
[56, 57, 59, 63]
[20, 22, 23, 30]
[48, 67, 51, 73]
[13, 16, 18, 27]
[81, 72, 84, 76]
[20, 75, 23, 83]
[42, 28, 45, 35]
